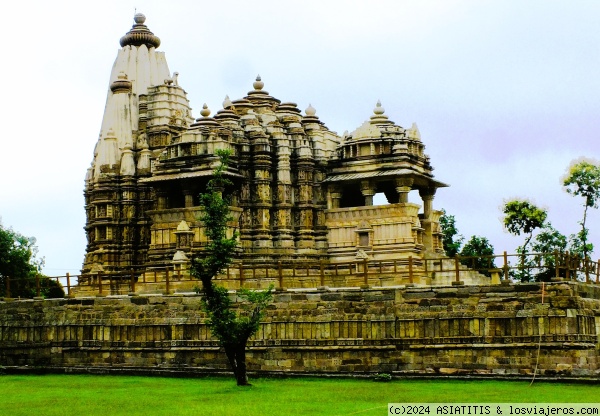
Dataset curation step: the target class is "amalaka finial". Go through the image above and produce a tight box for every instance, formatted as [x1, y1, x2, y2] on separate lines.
[120, 12, 161, 49]
[223, 95, 232, 108]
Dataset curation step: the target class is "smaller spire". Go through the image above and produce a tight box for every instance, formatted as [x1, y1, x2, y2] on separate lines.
[407, 122, 421, 141]
[370, 100, 391, 125]
[190, 103, 220, 127]
[222, 95, 232, 108]
[110, 71, 132, 93]
[305, 103, 316, 117]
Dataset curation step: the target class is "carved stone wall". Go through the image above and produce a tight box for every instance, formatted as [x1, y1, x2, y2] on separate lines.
[3, 283, 597, 377]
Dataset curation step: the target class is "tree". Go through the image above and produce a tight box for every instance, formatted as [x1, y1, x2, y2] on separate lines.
[527, 224, 568, 282]
[0, 221, 64, 298]
[502, 199, 548, 282]
[562, 158, 600, 260]
[502, 199, 547, 252]
[439, 209, 464, 257]
[191, 149, 273, 386]
[459, 236, 495, 276]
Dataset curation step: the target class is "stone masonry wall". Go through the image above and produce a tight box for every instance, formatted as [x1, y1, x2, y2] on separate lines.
[1, 282, 599, 378]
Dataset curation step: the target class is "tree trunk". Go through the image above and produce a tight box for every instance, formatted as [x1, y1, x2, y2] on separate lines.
[224, 341, 250, 386]
[582, 204, 589, 259]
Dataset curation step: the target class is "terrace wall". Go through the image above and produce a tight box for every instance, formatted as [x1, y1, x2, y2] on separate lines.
[1, 282, 599, 378]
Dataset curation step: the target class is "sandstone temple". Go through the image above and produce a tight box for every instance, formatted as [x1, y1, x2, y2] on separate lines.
[83, 13, 451, 284]
[2, 13, 598, 380]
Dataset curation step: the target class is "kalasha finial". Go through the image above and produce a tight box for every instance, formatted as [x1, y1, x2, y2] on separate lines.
[120, 13, 161, 49]
[200, 103, 211, 117]
[373, 100, 385, 115]
[253, 75, 264, 91]
[223, 95, 232, 108]
[134, 13, 146, 24]
[305, 103, 317, 117]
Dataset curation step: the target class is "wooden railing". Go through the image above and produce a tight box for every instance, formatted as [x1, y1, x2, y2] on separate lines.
[1, 251, 599, 299]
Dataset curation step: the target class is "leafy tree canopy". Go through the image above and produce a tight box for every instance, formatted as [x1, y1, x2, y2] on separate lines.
[563, 159, 600, 208]
[502, 199, 547, 238]
[439, 209, 464, 257]
[562, 158, 600, 259]
[459, 235, 495, 276]
[529, 224, 568, 282]
[0, 220, 63, 298]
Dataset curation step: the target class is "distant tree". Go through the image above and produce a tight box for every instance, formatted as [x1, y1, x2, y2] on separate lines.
[530, 224, 568, 282]
[191, 150, 273, 386]
[502, 199, 547, 252]
[502, 199, 548, 282]
[562, 158, 600, 260]
[0, 221, 64, 298]
[567, 231, 592, 260]
[459, 236, 495, 276]
[439, 209, 464, 257]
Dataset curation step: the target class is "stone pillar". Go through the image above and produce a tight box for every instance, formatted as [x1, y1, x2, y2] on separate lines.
[251, 132, 273, 252]
[395, 178, 414, 203]
[360, 180, 375, 206]
[296, 143, 316, 252]
[419, 189, 435, 220]
[157, 191, 167, 210]
[419, 188, 436, 253]
[328, 185, 342, 209]
[183, 189, 194, 208]
[272, 128, 294, 254]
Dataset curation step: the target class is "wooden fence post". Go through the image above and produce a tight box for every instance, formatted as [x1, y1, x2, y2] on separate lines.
[66, 273, 71, 297]
[454, 257, 460, 283]
[503, 251, 509, 281]
[6, 276, 10, 298]
[585, 256, 590, 283]
[36, 274, 40, 297]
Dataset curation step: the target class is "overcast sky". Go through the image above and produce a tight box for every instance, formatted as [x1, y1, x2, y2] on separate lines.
[1, 0, 599, 277]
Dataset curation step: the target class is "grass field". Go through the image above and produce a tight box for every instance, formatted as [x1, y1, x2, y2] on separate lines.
[1, 374, 597, 416]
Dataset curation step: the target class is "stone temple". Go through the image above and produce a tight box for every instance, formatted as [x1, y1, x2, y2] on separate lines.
[82, 14, 450, 281]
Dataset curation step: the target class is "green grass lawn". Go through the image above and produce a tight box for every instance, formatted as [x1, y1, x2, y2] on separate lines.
[0, 374, 597, 416]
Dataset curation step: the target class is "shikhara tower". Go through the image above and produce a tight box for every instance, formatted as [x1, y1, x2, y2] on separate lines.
[83, 13, 448, 278]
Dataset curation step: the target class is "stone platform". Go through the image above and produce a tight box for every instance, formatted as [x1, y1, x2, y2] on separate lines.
[1, 282, 599, 378]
